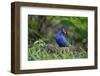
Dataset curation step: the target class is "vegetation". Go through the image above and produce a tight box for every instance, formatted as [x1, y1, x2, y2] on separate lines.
[28, 39, 87, 61]
[28, 15, 88, 61]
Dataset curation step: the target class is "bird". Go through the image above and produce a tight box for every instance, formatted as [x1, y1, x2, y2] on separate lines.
[54, 28, 70, 47]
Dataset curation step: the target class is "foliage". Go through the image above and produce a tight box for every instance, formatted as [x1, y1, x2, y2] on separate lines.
[28, 39, 87, 61]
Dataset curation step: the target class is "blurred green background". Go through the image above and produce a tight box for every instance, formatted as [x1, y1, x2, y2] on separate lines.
[28, 15, 88, 61]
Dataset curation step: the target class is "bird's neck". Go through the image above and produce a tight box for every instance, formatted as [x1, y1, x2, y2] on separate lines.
[57, 30, 63, 35]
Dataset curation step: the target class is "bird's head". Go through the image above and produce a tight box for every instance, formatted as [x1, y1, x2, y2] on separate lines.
[60, 28, 66, 34]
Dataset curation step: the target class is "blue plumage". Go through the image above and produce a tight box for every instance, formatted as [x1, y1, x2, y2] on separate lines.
[54, 28, 69, 47]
